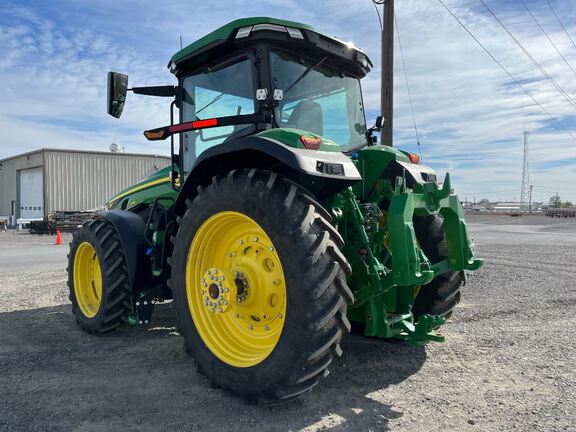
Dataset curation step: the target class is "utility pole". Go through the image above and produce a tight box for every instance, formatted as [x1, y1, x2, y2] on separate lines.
[381, 0, 394, 147]
[529, 184, 533, 213]
[520, 129, 530, 212]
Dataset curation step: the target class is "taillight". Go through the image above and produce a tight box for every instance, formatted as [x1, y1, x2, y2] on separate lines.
[300, 135, 322, 150]
[408, 153, 420, 164]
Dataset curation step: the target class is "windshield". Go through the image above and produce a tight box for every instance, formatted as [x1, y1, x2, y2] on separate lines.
[270, 50, 367, 150]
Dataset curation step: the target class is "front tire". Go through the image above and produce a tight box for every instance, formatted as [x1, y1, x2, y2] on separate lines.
[170, 169, 353, 402]
[67, 219, 132, 334]
[413, 215, 465, 319]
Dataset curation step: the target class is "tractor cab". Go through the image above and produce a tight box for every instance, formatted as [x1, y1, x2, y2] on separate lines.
[170, 18, 372, 164]
[108, 17, 374, 177]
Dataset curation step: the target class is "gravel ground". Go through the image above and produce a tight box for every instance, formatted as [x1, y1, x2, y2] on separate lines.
[0, 215, 574, 432]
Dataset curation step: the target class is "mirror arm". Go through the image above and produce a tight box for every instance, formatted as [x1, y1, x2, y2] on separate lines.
[130, 85, 176, 97]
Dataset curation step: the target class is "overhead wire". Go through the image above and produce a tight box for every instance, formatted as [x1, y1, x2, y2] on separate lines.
[478, 0, 576, 112]
[544, 0, 576, 52]
[394, 12, 422, 160]
[519, 0, 576, 80]
[372, 0, 383, 30]
[435, 0, 576, 142]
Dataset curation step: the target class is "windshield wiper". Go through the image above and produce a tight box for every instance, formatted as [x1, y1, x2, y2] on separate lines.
[195, 92, 225, 117]
[283, 57, 328, 95]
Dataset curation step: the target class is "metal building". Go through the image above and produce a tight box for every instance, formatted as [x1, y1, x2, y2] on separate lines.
[0, 148, 170, 227]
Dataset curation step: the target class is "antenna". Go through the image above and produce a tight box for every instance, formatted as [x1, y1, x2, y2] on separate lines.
[520, 129, 530, 211]
[179, 35, 183, 50]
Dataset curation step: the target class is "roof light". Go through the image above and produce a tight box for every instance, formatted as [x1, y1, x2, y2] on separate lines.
[300, 135, 322, 150]
[286, 27, 304, 39]
[408, 153, 420, 164]
[357, 53, 368, 68]
[235, 26, 253, 39]
[252, 23, 287, 33]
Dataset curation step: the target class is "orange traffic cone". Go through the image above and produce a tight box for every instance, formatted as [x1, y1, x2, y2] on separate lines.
[55, 230, 62, 245]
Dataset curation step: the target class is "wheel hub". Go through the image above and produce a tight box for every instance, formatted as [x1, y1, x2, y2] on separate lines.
[201, 268, 236, 314]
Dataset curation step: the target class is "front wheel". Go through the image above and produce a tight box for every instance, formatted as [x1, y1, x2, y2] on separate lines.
[413, 215, 465, 319]
[170, 170, 353, 403]
[67, 219, 132, 334]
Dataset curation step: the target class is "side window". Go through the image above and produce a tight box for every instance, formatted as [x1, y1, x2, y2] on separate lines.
[182, 59, 255, 172]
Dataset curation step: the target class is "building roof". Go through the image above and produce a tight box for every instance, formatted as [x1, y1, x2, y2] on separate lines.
[0, 148, 170, 164]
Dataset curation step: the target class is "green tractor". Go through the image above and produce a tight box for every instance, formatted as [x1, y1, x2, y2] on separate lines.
[68, 17, 482, 402]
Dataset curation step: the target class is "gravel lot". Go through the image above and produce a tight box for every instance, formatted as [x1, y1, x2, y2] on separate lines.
[0, 214, 574, 432]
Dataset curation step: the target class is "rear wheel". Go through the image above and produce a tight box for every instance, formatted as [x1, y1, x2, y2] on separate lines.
[170, 169, 353, 402]
[67, 220, 132, 334]
[413, 215, 465, 319]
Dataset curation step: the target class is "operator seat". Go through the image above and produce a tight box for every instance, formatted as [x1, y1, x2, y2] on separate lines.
[287, 100, 323, 136]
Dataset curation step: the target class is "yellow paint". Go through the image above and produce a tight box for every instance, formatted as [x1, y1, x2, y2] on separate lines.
[73, 242, 103, 318]
[185, 211, 286, 367]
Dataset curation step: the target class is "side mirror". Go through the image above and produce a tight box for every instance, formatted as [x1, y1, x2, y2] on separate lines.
[375, 115, 385, 130]
[107, 72, 128, 118]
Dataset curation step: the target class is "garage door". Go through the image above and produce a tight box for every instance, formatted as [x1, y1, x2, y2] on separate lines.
[20, 167, 44, 219]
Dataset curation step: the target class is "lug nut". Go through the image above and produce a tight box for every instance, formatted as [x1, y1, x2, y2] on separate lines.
[278, 313, 283, 319]
[239, 240, 244, 245]
[269, 246, 275, 252]
[217, 308, 222, 313]
[136, 302, 140, 306]
[264, 326, 269, 331]
[249, 325, 254, 330]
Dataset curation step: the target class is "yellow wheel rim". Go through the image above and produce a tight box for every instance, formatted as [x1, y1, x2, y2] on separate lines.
[73, 242, 103, 318]
[186, 211, 286, 368]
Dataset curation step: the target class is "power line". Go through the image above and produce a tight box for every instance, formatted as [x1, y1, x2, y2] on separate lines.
[478, 0, 576, 112]
[372, 0, 383, 31]
[394, 12, 422, 159]
[520, 0, 576, 80]
[544, 0, 576, 52]
[435, 0, 576, 142]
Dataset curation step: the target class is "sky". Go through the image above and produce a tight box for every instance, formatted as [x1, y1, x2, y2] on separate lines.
[1, 0, 575, 203]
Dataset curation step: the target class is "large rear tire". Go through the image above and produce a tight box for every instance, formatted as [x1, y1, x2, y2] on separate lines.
[67, 219, 132, 334]
[412, 215, 465, 319]
[170, 169, 353, 403]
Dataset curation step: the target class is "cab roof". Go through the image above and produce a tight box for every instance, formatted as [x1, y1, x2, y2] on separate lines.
[168, 17, 372, 77]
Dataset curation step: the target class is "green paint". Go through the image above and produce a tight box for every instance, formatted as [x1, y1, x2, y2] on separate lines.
[171, 17, 317, 65]
[107, 166, 177, 210]
[256, 128, 341, 152]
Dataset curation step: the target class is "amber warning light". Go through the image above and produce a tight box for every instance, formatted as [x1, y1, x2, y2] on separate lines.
[300, 135, 322, 150]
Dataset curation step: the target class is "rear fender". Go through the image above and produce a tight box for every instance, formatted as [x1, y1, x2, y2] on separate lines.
[175, 136, 361, 214]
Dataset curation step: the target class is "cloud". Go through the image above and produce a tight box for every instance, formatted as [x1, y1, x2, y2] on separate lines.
[0, 0, 575, 202]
